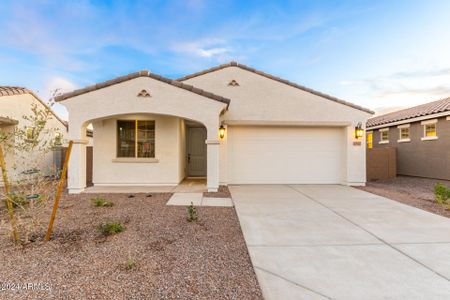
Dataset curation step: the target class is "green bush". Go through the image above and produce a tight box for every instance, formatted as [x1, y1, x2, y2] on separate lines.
[186, 202, 198, 222]
[434, 183, 450, 204]
[91, 197, 114, 207]
[97, 222, 124, 235]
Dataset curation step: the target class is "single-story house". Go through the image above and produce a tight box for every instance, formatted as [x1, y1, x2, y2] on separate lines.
[55, 62, 373, 193]
[0, 86, 68, 185]
[366, 97, 450, 180]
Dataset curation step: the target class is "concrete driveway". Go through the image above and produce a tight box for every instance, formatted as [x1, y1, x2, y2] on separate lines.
[230, 185, 450, 300]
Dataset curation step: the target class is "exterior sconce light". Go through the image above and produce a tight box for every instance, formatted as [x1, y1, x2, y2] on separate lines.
[219, 125, 226, 139]
[355, 122, 364, 139]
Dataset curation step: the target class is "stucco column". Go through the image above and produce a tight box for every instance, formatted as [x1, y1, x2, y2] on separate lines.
[68, 139, 88, 194]
[206, 140, 220, 192]
[344, 125, 366, 186]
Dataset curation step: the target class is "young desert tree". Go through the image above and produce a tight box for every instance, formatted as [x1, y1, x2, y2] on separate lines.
[0, 97, 64, 244]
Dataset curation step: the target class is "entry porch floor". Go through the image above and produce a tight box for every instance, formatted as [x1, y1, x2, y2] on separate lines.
[84, 177, 207, 193]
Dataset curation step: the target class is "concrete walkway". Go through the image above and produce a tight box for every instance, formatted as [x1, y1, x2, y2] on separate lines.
[231, 185, 450, 300]
[166, 193, 233, 207]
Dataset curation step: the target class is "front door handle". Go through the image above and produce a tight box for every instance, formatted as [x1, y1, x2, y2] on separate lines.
[187, 154, 191, 163]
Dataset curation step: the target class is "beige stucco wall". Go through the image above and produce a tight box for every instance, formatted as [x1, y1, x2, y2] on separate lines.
[61, 76, 226, 192]
[0, 93, 67, 182]
[62, 76, 227, 139]
[60, 66, 372, 191]
[184, 66, 372, 185]
[92, 114, 184, 186]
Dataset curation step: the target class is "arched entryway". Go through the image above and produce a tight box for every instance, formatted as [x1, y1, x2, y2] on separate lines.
[55, 71, 229, 193]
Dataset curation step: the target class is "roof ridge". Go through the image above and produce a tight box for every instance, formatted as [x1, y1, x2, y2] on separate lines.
[177, 61, 374, 114]
[54, 70, 230, 107]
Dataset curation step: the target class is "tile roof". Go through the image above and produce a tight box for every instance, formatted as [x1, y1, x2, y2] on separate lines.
[0, 86, 30, 96]
[177, 61, 374, 114]
[54, 70, 230, 107]
[0, 86, 67, 127]
[367, 97, 450, 128]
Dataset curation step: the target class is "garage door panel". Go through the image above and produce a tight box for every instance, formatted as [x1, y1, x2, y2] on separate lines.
[228, 126, 344, 184]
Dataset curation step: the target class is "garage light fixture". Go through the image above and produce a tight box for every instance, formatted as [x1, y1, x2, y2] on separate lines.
[355, 122, 364, 139]
[219, 125, 226, 139]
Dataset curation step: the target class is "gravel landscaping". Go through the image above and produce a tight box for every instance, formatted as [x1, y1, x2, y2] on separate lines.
[358, 175, 450, 218]
[0, 193, 262, 300]
[203, 185, 232, 198]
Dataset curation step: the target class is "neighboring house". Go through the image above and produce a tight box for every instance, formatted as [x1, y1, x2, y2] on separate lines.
[366, 97, 450, 180]
[0, 86, 68, 185]
[55, 62, 373, 193]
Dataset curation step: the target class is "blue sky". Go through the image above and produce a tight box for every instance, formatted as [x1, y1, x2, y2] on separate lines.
[1, 0, 450, 119]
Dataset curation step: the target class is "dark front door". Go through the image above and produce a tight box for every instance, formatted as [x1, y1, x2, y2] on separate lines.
[187, 127, 207, 177]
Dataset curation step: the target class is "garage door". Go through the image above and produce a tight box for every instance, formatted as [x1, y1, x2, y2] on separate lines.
[228, 126, 345, 184]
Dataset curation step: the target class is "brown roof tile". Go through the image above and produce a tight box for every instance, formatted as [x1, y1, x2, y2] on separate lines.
[367, 97, 450, 128]
[177, 61, 374, 114]
[0, 86, 30, 96]
[54, 70, 230, 107]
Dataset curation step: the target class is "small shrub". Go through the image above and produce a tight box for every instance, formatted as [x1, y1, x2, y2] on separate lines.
[186, 202, 198, 222]
[434, 183, 450, 204]
[4, 193, 27, 208]
[125, 258, 136, 270]
[91, 197, 114, 207]
[97, 222, 124, 235]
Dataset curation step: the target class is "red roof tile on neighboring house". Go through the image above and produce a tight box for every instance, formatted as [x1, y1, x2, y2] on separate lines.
[367, 97, 450, 128]
[0, 86, 30, 96]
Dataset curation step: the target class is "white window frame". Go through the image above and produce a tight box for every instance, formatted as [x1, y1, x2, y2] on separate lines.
[379, 128, 389, 144]
[397, 124, 410, 143]
[421, 119, 438, 141]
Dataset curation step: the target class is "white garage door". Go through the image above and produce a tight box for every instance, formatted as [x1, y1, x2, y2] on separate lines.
[228, 126, 345, 184]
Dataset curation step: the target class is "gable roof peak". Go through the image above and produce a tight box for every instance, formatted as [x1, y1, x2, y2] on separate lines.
[177, 62, 374, 114]
[54, 70, 230, 107]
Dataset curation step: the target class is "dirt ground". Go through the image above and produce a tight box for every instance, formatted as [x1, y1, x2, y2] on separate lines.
[358, 176, 450, 218]
[0, 193, 262, 300]
[203, 185, 232, 198]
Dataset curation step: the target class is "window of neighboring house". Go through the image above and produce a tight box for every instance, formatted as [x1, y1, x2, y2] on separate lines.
[424, 123, 436, 137]
[367, 132, 373, 149]
[379, 129, 389, 144]
[421, 119, 438, 141]
[54, 132, 62, 145]
[397, 125, 410, 142]
[25, 127, 35, 140]
[117, 120, 155, 158]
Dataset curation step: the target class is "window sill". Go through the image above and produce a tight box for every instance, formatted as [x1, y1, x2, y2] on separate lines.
[379, 140, 389, 144]
[421, 136, 438, 141]
[112, 158, 159, 163]
[397, 139, 411, 143]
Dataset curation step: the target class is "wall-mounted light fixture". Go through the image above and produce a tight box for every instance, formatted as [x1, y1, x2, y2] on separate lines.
[355, 122, 364, 139]
[219, 125, 226, 139]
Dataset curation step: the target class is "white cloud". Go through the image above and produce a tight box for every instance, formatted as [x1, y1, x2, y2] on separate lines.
[171, 39, 231, 59]
[34, 77, 78, 121]
[341, 66, 450, 111]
